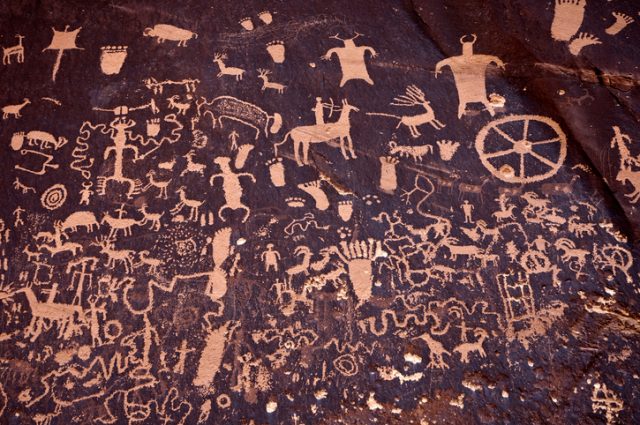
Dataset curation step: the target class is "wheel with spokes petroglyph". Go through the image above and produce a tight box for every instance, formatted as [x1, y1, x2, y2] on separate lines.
[475, 115, 567, 183]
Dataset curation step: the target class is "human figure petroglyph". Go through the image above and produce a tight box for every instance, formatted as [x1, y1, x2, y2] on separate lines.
[367, 85, 445, 137]
[435, 34, 504, 118]
[275, 99, 359, 166]
[173, 340, 195, 375]
[610, 126, 640, 203]
[210, 156, 255, 223]
[461, 200, 474, 223]
[492, 194, 516, 223]
[96, 117, 142, 198]
[261, 244, 281, 272]
[66, 256, 98, 305]
[13, 206, 25, 227]
[42, 26, 83, 82]
[312, 97, 336, 125]
[79, 182, 94, 206]
[322, 32, 377, 87]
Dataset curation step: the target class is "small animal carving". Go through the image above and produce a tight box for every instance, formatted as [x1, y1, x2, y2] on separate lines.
[453, 328, 488, 363]
[167, 95, 191, 115]
[257, 69, 286, 94]
[2, 98, 30, 119]
[213, 53, 245, 81]
[2, 35, 25, 65]
[388, 141, 433, 162]
[11, 131, 68, 150]
[180, 150, 206, 177]
[143, 24, 198, 47]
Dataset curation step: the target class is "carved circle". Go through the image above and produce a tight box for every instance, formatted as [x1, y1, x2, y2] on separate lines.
[475, 115, 567, 184]
[217, 393, 231, 409]
[333, 353, 358, 376]
[41, 184, 68, 210]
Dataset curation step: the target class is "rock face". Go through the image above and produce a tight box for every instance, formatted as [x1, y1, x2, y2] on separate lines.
[0, 0, 638, 423]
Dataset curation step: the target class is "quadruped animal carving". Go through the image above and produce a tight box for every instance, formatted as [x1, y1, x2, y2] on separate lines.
[275, 99, 359, 166]
[144, 24, 198, 46]
[197, 96, 282, 140]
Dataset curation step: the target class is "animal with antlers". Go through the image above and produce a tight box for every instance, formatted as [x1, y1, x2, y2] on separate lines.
[3, 34, 25, 65]
[274, 99, 359, 166]
[171, 186, 204, 221]
[213, 53, 245, 81]
[93, 237, 135, 273]
[367, 85, 445, 137]
[257, 69, 286, 94]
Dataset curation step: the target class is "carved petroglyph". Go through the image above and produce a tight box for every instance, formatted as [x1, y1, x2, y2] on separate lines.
[3, 34, 25, 65]
[322, 33, 376, 87]
[367, 85, 445, 137]
[476, 115, 567, 183]
[435, 35, 504, 118]
[275, 99, 358, 166]
[42, 26, 83, 82]
[144, 24, 198, 46]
